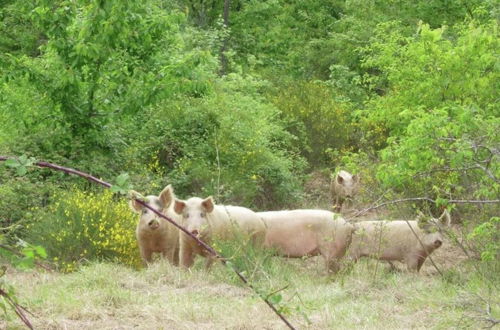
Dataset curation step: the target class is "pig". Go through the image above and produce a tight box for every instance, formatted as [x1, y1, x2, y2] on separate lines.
[129, 185, 180, 266]
[258, 210, 355, 273]
[349, 210, 451, 272]
[171, 196, 266, 268]
[330, 170, 359, 212]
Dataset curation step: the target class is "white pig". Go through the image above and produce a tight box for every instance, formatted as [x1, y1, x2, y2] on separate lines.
[172, 196, 266, 268]
[129, 185, 180, 266]
[349, 210, 451, 272]
[330, 170, 359, 212]
[258, 210, 355, 272]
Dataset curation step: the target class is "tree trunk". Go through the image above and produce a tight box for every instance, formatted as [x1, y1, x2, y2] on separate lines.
[219, 0, 230, 76]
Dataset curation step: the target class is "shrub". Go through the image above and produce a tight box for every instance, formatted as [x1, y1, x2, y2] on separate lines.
[270, 80, 356, 167]
[467, 216, 499, 264]
[27, 189, 141, 272]
[125, 74, 306, 209]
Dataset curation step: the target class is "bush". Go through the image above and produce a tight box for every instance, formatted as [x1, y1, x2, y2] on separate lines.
[270, 80, 356, 167]
[356, 21, 499, 203]
[27, 189, 141, 272]
[124, 74, 306, 209]
[467, 216, 499, 264]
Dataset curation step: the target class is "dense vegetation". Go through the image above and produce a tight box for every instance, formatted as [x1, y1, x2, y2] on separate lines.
[0, 0, 498, 327]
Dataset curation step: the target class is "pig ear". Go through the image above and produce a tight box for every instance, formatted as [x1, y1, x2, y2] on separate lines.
[128, 190, 143, 213]
[336, 175, 344, 184]
[438, 209, 451, 227]
[159, 185, 174, 210]
[202, 196, 215, 213]
[129, 199, 142, 213]
[173, 199, 186, 215]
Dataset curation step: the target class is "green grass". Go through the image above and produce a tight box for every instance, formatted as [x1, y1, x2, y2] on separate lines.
[2, 249, 499, 329]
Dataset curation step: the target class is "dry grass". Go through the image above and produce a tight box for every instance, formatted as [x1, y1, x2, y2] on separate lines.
[2, 239, 498, 330]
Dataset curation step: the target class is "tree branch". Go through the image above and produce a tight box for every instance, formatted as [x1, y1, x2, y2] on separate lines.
[350, 197, 499, 219]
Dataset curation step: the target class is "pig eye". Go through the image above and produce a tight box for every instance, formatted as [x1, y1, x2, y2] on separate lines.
[142, 209, 148, 215]
[200, 212, 205, 218]
[185, 213, 190, 218]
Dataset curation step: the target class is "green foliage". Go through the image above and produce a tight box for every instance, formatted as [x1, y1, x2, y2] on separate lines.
[126, 74, 305, 208]
[468, 217, 499, 263]
[358, 21, 499, 204]
[0, 239, 47, 270]
[4, 155, 36, 176]
[110, 173, 132, 195]
[270, 80, 356, 166]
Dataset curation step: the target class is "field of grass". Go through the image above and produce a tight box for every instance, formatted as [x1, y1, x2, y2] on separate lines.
[2, 239, 498, 329]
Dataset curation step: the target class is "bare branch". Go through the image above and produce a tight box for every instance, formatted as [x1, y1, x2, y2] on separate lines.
[0, 287, 34, 329]
[412, 164, 499, 183]
[350, 197, 500, 220]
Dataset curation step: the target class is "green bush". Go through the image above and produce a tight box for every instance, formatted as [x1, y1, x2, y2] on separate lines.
[468, 216, 499, 264]
[356, 21, 499, 203]
[270, 80, 356, 167]
[125, 74, 306, 209]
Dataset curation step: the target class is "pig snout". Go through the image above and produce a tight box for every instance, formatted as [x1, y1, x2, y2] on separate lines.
[190, 229, 200, 237]
[434, 239, 442, 248]
[148, 219, 160, 230]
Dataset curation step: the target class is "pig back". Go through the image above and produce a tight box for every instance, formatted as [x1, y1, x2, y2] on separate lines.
[208, 205, 265, 240]
[259, 210, 353, 257]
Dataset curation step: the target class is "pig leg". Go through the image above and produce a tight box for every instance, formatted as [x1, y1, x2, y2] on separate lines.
[162, 246, 177, 266]
[139, 246, 153, 265]
[333, 196, 342, 212]
[180, 240, 195, 268]
[322, 248, 340, 273]
[204, 256, 216, 270]
[324, 256, 340, 273]
[406, 256, 420, 272]
[407, 253, 427, 272]
[416, 255, 427, 272]
[334, 197, 345, 213]
[173, 247, 180, 266]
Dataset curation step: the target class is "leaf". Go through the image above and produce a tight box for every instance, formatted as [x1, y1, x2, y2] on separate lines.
[22, 249, 34, 259]
[0, 298, 8, 315]
[17, 257, 34, 270]
[115, 173, 130, 186]
[268, 293, 282, 305]
[34, 246, 47, 259]
[112, 173, 131, 195]
[435, 198, 448, 208]
[110, 185, 123, 194]
[18, 155, 28, 165]
[4, 159, 19, 168]
[16, 166, 27, 176]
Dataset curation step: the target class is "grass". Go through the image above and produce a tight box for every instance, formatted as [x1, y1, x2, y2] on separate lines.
[2, 242, 498, 329]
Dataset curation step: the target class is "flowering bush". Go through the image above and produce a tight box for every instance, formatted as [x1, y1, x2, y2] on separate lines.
[27, 189, 141, 272]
